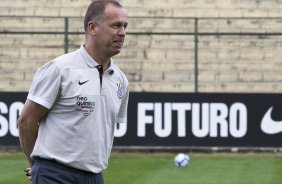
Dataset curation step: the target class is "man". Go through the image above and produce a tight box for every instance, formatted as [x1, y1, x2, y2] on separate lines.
[17, 1, 129, 183]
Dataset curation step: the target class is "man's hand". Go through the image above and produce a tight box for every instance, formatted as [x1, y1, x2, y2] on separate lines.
[24, 167, 32, 181]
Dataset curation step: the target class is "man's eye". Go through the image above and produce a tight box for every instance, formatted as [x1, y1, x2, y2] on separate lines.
[112, 24, 120, 29]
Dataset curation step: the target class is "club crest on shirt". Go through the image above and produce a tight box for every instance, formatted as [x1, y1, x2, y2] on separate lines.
[116, 80, 124, 99]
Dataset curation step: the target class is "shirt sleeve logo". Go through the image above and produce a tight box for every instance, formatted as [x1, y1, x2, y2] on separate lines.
[116, 81, 124, 100]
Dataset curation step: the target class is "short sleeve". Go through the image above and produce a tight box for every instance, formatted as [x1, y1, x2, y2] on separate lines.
[116, 85, 129, 124]
[27, 61, 61, 109]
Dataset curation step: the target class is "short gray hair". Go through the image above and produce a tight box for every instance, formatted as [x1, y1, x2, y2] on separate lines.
[84, 0, 122, 31]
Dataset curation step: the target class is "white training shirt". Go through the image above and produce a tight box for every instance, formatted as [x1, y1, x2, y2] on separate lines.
[28, 45, 129, 173]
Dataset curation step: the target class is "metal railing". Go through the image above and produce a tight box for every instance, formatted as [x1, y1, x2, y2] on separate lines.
[1, 16, 282, 93]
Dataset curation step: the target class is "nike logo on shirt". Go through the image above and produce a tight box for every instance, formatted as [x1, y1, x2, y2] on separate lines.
[78, 80, 89, 85]
[261, 107, 282, 134]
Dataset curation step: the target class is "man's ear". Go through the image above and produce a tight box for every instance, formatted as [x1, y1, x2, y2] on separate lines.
[87, 21, 97, 35]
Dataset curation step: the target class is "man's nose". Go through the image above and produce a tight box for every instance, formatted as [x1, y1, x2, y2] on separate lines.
[117, 27, 126, 36]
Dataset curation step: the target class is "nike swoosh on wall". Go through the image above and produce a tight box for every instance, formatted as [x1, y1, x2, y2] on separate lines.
[261, 107, 282, 134]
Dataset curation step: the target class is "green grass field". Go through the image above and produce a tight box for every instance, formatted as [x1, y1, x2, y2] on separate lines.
[1, 151, 282, 184]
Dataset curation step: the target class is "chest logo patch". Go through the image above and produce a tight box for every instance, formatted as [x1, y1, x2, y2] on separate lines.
[75, 96, 95, 116]
[78, 80, 89, 85]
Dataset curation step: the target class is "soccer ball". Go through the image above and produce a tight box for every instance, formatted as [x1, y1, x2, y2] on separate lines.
[174, 153, 190, 167]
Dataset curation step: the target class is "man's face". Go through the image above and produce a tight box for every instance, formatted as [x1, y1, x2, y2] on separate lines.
[94, 4, 128, 57]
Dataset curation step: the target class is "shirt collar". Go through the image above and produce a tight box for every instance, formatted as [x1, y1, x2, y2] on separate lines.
[80, 44, 98, 68]
[79, 44, 113, 70]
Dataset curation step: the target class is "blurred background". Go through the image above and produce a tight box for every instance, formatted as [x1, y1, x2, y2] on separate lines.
[1, 1, 282, 184]
[1, 0, 282, 93]
[0, 0, 282, 151]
